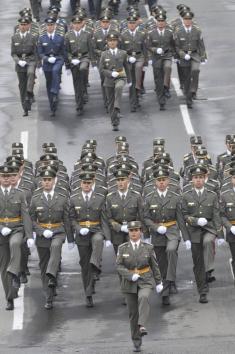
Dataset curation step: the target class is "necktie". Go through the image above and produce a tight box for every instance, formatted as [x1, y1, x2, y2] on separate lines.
[85, 194, 89, 204]
[161, 193, 165, 200]
[49, 35, 53, 41]
[4, 189, 8, 197]
[198, 191, 202, 199]
[112, 50, 115, 56]
[134, 243, 138, 251]
[121, 194, 125, 201]
[47, 194, 52, 202]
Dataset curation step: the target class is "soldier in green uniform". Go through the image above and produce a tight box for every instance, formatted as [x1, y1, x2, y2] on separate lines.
[65, 15, 93, 116]
[181, 164, 225, 304]
[70, 171, 111, 308]
[29, 169, 74, 309]
[99, 32, 131, 131]
[220, 168, 235, 279]
[0, 165, 33, 311]
[147, 12, 175, 110]
[117, 221, 162, 353]
[144, 167, 189, 305]
[11, 17, 38, 116]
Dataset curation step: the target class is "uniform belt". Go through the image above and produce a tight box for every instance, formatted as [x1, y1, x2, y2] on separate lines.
[79, 221, 100, 227]
[116, 69, 125, 75]
[0, 217, 22, 223]
[230, 221, 235, 225]
[129, 266, 150, 275]
[39, 222, 63, 229]
[157, 220, 177, 227]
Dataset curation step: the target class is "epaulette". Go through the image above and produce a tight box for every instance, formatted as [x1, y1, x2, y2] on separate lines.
[107, 191, 116, 197]
[94, 192, 104, 198]
[56, 186, 67, 191]
[70, 192, 80, 198]
[210, 179, 219, 184]
[145, 190, 155, 198]
[206, 188, 216, 195]
[32, 192, 42, 198]
[18, 186, 31, 192]
[34, 187, 43, 192]
[130, 189, 141, 195]
[182, 189, 192, 195]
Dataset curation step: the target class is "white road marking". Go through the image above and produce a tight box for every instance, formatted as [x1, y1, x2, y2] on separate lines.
[229, 258, 234, 280]
[20, 131, 29, 159]
[180, 104, 195, 135]
[12, 285, 25, 330]
[59, 272, 81, 275]
[171, 77, 184, 97]
[144, 4, 150, 18]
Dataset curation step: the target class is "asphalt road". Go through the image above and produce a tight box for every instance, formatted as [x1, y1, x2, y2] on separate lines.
[1, 0, 235, 353]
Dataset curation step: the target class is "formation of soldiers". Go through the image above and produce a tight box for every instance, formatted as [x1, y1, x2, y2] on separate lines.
[1, 133, 235, 351]
[11, 3, 207, 129]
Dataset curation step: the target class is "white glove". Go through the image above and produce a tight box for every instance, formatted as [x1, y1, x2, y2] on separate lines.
[127, 82, 132, 87]
[80, 227, 89, 236]
[197, 218, 208, 227]
[231, 226, 235, 235]
[148, 59, 153, 65]
[43, 229, 53, 238]
[18, 60, 27, 67]
[38, 67, 43, 75]
[1, 227, 12, 236]
[173, 58, 178, 63]
[157, 225, 167, 234]
[185, 240, 191, 250]
[184, 54, 191, 61]
[68, 242, 75, 250]
[217, 239, 225, 247]
[142, 66, 148, 72]
[105, 240, 112, 248]
[156, 282, 163, 293]
[156, 47, 163, 55]
[128, 56, 136, 64]
[201, 59, 208, 65]
[48, 57, 56, 64]
[144, 238, 151, 244]
[27, 238, 35, 248]
[93, 66, 98, 71]
[66, 69, 71, 76]
[111, 71, 119, 78]
[71, 58, 80, 65]
[132, 273, 140, 282]
[121, 224, 129, 233]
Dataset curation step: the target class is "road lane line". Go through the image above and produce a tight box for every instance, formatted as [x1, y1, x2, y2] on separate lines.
[171, 77, 184, 97]
[180, 105, 195, 135]
[12, 284, 25, 330]
[20, 131, 29, 159]
[59, 272, 81, 275]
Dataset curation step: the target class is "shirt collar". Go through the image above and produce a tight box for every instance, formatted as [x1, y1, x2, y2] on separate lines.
[157, 189, 167, 197]
[44, 190, 54, 198]
[82, 190, 93, 200]
[118, 190, 128, 198]
[47, 31, 55, 38]
[110, 48, 117, 55]
[1, 186, 11, 193]
[130, 239, 141, 249]
[184, 26, 192, 32]
[227, 149, 231, 156]
[129, 29, 136, 36]
[195, 187, 204, 195]
[157, 28, 165, 34]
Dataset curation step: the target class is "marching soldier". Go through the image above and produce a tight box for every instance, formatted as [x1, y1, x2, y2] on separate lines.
[117, 221, 162, 353]
[174, 11, 207, 108]
[0, 165, 33, 311]
[220, 168, 235, 280]
[70, 171, 111, 307]
[144, 167, 189, 305]
[147, 12, 175, 110]
[30, 0, 40, 22]
[38, 17, 65, 117]
[99, 32, 131, 131]
[65, 15, 93, 116]
[120, 15, 147, 112]
[29, 168, 74, 309]
[11, 17, 38, 117]
[181, 164, 225, 304]
[106, 168, 145, 255]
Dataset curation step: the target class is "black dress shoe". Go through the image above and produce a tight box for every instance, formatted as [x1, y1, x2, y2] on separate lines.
[187, 103, 193, 109]
[44, 301, 53, 310]
[112, 125, 119, 131]
[192, 92, 197, 100]
[20, 273, 28, 284]
[93, 274, 100, 281]
[160, 104, 166, 111]
[25, 267, 30, 276]
[50, 111, 56, 117]
[199, 294, 208, 304]
[23, 110, 28, 117]
[206, 271, 216, 283]
[131, 107, 137, 112]
[12, 275, 20, 289]
[169, 281, 178, 295]
[48, 276, 56, 288]
[86, 296, 94, 308]
[6, 300, 14, 311]
[139, 326, 148, 336]
[77, 109, 84, 116]
[162, 296, 170, 306]
[133, 345, 141, 352]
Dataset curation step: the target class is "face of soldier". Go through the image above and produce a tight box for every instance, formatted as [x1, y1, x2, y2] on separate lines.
[183, 18, 192, 28]
[10, 173, 20, 187]
[81, 180, 94, 193]
[19, 23, 30, 33]
[117, 177, 129, 192]
[107, 39, 118, 50]
[101, 20, 110, 30]
[127, 21, 137, 31]
[42, 177, 55, 192]
[73, 21, 85, 31]
[157, 20, 166, 29]
[129, 228, 141, 242]
[0, 175, 11, 188]
[47, 23, 56, 34]
[155, 177, 169, 191]
[192, 175, 205, 189]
